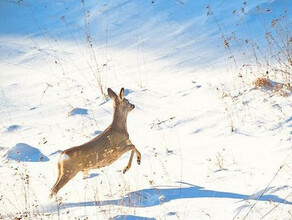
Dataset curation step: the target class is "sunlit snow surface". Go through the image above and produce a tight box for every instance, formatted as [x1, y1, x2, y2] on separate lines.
[0, 0, 291, 219]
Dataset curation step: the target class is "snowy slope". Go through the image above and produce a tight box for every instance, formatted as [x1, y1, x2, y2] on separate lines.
[0, 0, 292, 219]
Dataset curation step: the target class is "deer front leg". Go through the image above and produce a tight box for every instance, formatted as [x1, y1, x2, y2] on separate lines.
[122, 143, 141, 174]
[134, 147, 141, 165]
[123, 150, 134, 174]
[126, 140, 141, 165]
[82, 169, 90, 179]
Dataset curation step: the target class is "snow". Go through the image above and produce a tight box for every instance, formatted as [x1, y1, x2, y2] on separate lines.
[6, 143, 49, 162]
[0, 0, 292, 219]
[6, 124, 21, 132]
[69, 108, 89, 116]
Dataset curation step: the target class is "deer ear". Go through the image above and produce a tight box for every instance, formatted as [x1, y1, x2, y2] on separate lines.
[108, 88, 117, 100]
[119, 88, 125, 100]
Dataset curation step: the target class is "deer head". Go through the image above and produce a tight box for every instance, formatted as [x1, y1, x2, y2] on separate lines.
[108, 88, 135, 131]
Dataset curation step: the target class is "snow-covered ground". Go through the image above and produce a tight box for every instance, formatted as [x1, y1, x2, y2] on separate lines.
[0, 0, 291, 219]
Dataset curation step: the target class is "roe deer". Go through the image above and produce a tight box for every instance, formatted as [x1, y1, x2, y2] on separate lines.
[50, 88, 141, 198]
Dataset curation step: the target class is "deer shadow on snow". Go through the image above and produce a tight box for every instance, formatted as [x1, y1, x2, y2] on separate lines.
[61, 182, 292, 210]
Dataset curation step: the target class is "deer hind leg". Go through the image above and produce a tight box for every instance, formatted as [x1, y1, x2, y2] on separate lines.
[50, 162, 63, 198]
[50, 163, 79, 198]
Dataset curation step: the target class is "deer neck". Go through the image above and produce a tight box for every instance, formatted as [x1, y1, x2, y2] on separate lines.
[111, 108, 128, 133]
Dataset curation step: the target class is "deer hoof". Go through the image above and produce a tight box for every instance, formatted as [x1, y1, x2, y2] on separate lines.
[137, 158, 141, 165]
[49, 191, 56, 199]
[123, 167, 128, 174]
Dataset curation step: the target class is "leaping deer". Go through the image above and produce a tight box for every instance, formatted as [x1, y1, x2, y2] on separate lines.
[50, 88, 141, 198]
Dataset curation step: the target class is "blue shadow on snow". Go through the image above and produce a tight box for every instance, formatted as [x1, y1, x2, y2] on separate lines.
[113, 215, 155, 220]
[7, 124, 21, 132]
[69, 108, 88, 116]
[84, 173, 100, 179]
[6, 143, 49, 162]
[61, 182, 292, 210]
[93, 130, 102, 136]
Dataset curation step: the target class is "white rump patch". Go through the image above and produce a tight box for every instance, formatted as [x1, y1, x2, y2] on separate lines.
[59, 153, 70, 161]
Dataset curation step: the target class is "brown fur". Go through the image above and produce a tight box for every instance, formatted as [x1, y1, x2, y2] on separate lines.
[50, 88, 141, 198]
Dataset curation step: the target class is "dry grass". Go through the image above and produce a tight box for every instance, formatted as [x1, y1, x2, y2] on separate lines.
[253, 77, 273, 90]
[253, 77, 291, 97]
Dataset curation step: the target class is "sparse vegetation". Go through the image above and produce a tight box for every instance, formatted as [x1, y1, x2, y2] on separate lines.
[209, 2, 291, 131]
[1, 0, 292, 219]
[208, 3, 291, 88]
